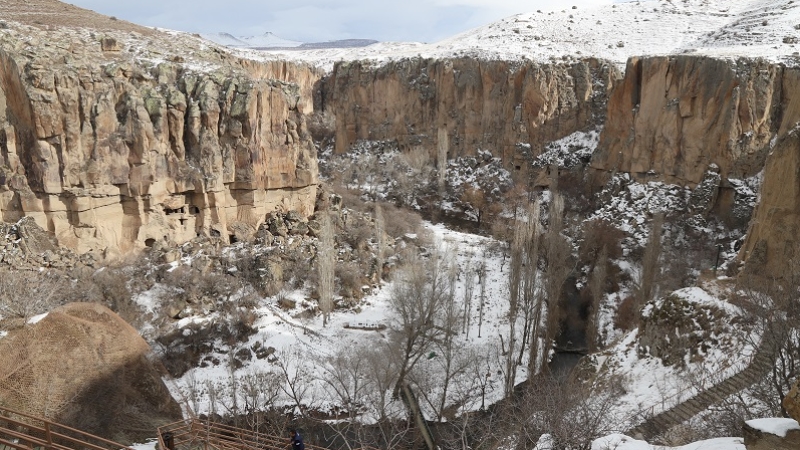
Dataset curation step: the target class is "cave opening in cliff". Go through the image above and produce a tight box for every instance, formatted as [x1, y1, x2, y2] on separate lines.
[144, 238, 155, 248]
[229, 235, 238, 244]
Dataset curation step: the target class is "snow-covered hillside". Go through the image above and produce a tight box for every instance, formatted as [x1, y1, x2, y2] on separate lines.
[260, 0, 800, 70]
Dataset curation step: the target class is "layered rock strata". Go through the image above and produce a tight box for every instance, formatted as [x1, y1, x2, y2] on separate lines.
[317, 57, 620, 171]
[592, 56, 800, 186]
[0, 22, 320, 255]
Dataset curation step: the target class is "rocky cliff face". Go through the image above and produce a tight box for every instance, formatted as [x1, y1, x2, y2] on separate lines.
[0, 21, 321, 256]
[592, 56, 800, 186]
[317, 57, 620, 170]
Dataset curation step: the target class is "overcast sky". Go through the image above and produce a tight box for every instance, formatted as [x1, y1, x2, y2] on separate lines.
[65, 0, 618, 43]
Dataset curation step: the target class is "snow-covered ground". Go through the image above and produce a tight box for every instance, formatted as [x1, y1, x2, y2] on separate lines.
[254, 0, 800, 71]
[591, 434, 744, 450]
[161, 222, 516, 419]
[593, 286, 757, 431]
[152, 216, 756, 439]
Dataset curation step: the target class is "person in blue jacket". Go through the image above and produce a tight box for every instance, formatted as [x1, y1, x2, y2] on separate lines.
[290, 429, 305, 450]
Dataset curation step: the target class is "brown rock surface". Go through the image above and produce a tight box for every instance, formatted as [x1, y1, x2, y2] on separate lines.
[743, 420, 800, 450]
[0, 302, 181, 443]
[318, 57, 620, 170]
[0, 3, 321, 255]
[737, 65, 800, 278]
[591, 56, 800, 186]
[785, 379, 800, 422]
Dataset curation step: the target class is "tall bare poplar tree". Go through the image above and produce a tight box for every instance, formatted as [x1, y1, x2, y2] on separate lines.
[318, 213, 335, 326]
[375, 204, 386, 282]
[637, 213, 664, 322]
[587, 247, 607, 352]
[539, 191, 572, 373]
[505, 200, 541, 395]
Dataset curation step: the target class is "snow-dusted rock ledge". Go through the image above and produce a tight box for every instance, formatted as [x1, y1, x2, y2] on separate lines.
[743, 418, 800, 450]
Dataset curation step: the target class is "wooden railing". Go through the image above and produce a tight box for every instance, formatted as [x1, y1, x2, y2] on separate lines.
[157, 419, 330, 450]
[0, 406, 132, 450]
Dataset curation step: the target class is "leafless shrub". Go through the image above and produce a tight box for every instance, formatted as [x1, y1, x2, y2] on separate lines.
[306, 110, 336, 144]
[74, 266, 145, 329]
[336, 261, 367, 302]
[614, 296, 638, 331]
[499, 375, 624, 450]
[382, 204, 423, 238]
[0, 268, 66, 322]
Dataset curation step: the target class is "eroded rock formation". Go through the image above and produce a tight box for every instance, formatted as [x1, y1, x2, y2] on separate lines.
[592, 56, 800, 186]
[736, 68, 800, 278]
[317, 57, 620, 170]
[783, 381, 800, 430]
[0, 21, 320, 255]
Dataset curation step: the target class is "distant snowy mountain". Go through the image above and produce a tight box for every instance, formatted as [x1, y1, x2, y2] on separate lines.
[199, 32, 378, 50]
[200, 32, 302, 49]
[260, 0, 800, 70]
[239, 32, 303, 48]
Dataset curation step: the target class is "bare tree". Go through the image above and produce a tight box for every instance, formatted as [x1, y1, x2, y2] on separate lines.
[637, 213, 664, 322]
[503, 376, 624, 450]
[375, 204, 386, 282]
[362, 341, 401, 422]
[504, 199, 541, 396]
[462, 258, 475, 338]
[240, 369, 282, 431]
[0, 268, 65, 321]
[318, 213, 335, 326]
[322, 344, 371, 418]
[538, 192, 573, 373]
[587, 247, 608, 352]
[275, 349, 316, 417]
[437, 129, 448, 196]
[387, 248, 453, 393]
[518, 200, 542, 367]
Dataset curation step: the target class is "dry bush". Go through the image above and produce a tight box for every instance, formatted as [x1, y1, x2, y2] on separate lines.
[579, 219, 625, 264]
[284, 255, 313, 290]
[332, 187, 371, 214]
[342, 215, 374, 254]
[382, 204, 422, 238]
[0, 268, 66, 321]
[336, 262, 366, 301]
[497, 375, 623, 450]
[306, 110, 335, 144]
[75, 267, 145, 329]
[614, 295, 638, 331]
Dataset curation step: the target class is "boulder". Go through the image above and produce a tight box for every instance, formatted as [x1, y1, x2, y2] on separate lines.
[0, 303, 181, 443]
[743, 419, 800, 450]
[785, 379, 800, 422]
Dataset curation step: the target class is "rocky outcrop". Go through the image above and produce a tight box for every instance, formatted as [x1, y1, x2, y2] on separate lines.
[0, 22, 321, 256]
[743, 419, 800, 450]
[0, 302, 181, 443]
[736, 66, 800, 278]
[785, 378, 800, 422]
[317, 57, 620, 171]
[592, 56, 800, 186]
